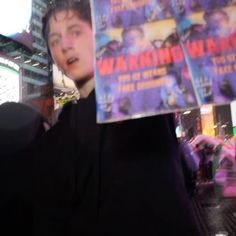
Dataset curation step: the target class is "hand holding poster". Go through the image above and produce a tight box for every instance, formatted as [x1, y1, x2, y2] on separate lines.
[90, 0, 236, 123]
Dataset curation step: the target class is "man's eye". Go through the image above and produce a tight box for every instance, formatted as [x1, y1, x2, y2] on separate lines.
[49, 38, 60, 47]
[71, 30, 81, 37]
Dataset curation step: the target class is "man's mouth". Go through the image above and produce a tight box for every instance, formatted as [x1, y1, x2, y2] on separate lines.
[67, 57, 79, 65]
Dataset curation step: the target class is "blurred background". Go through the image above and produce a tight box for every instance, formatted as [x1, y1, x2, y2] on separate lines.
[0, 1, 235, 234]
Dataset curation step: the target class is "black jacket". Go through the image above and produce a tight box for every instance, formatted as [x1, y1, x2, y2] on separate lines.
[0, 102, 47, 236]
[34, 90, 200, 236]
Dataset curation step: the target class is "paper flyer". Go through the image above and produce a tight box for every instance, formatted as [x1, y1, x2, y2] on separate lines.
[90, 0, 236, 123]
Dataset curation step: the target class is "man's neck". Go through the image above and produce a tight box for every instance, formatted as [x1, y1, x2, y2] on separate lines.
[75, 78, 95, 98]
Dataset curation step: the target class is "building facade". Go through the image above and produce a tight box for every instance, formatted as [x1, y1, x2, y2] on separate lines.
[0, 0, 53, 122]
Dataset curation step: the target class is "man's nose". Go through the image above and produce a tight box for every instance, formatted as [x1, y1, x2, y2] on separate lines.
[61, 35, 73, 52]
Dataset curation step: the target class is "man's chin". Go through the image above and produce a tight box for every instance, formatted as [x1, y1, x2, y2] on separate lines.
[66, 73, 83, 82]
[67, 71, 94, 83]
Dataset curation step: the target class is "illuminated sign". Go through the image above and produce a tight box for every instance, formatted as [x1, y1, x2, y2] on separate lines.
[233, 127, 236, 136]
[200, 104, 213, 115]
[231, 101, 236, 136]
[231, 100, 236, 127]
[53, 64, 79, 109]
[0, 0, 32, 49]
[0, 55, 21, 105]
[200, 104, 215, 136]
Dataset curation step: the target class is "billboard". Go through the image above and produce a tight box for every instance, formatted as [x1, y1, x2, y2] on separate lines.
[0, 0, 32, 49]
[52, 64, 80, 110]
[231, 100, 236, 127]
[231, 100, 236, 136]
[0, 55, 21, 105]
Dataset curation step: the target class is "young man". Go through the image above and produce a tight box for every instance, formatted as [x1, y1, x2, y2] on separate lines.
[34, 1, 200, 235]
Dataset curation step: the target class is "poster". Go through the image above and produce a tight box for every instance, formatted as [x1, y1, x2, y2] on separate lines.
[90, 0, 236, 123]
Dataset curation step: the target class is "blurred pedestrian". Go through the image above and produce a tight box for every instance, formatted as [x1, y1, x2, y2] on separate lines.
[0, 102, 49, 236]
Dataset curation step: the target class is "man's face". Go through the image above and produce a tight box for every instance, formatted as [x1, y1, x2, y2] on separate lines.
[157, 0, 168, 11]
[206, 12, 229, 31]
[123, 29, 143, 48]
[48, 10, 94, 82]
